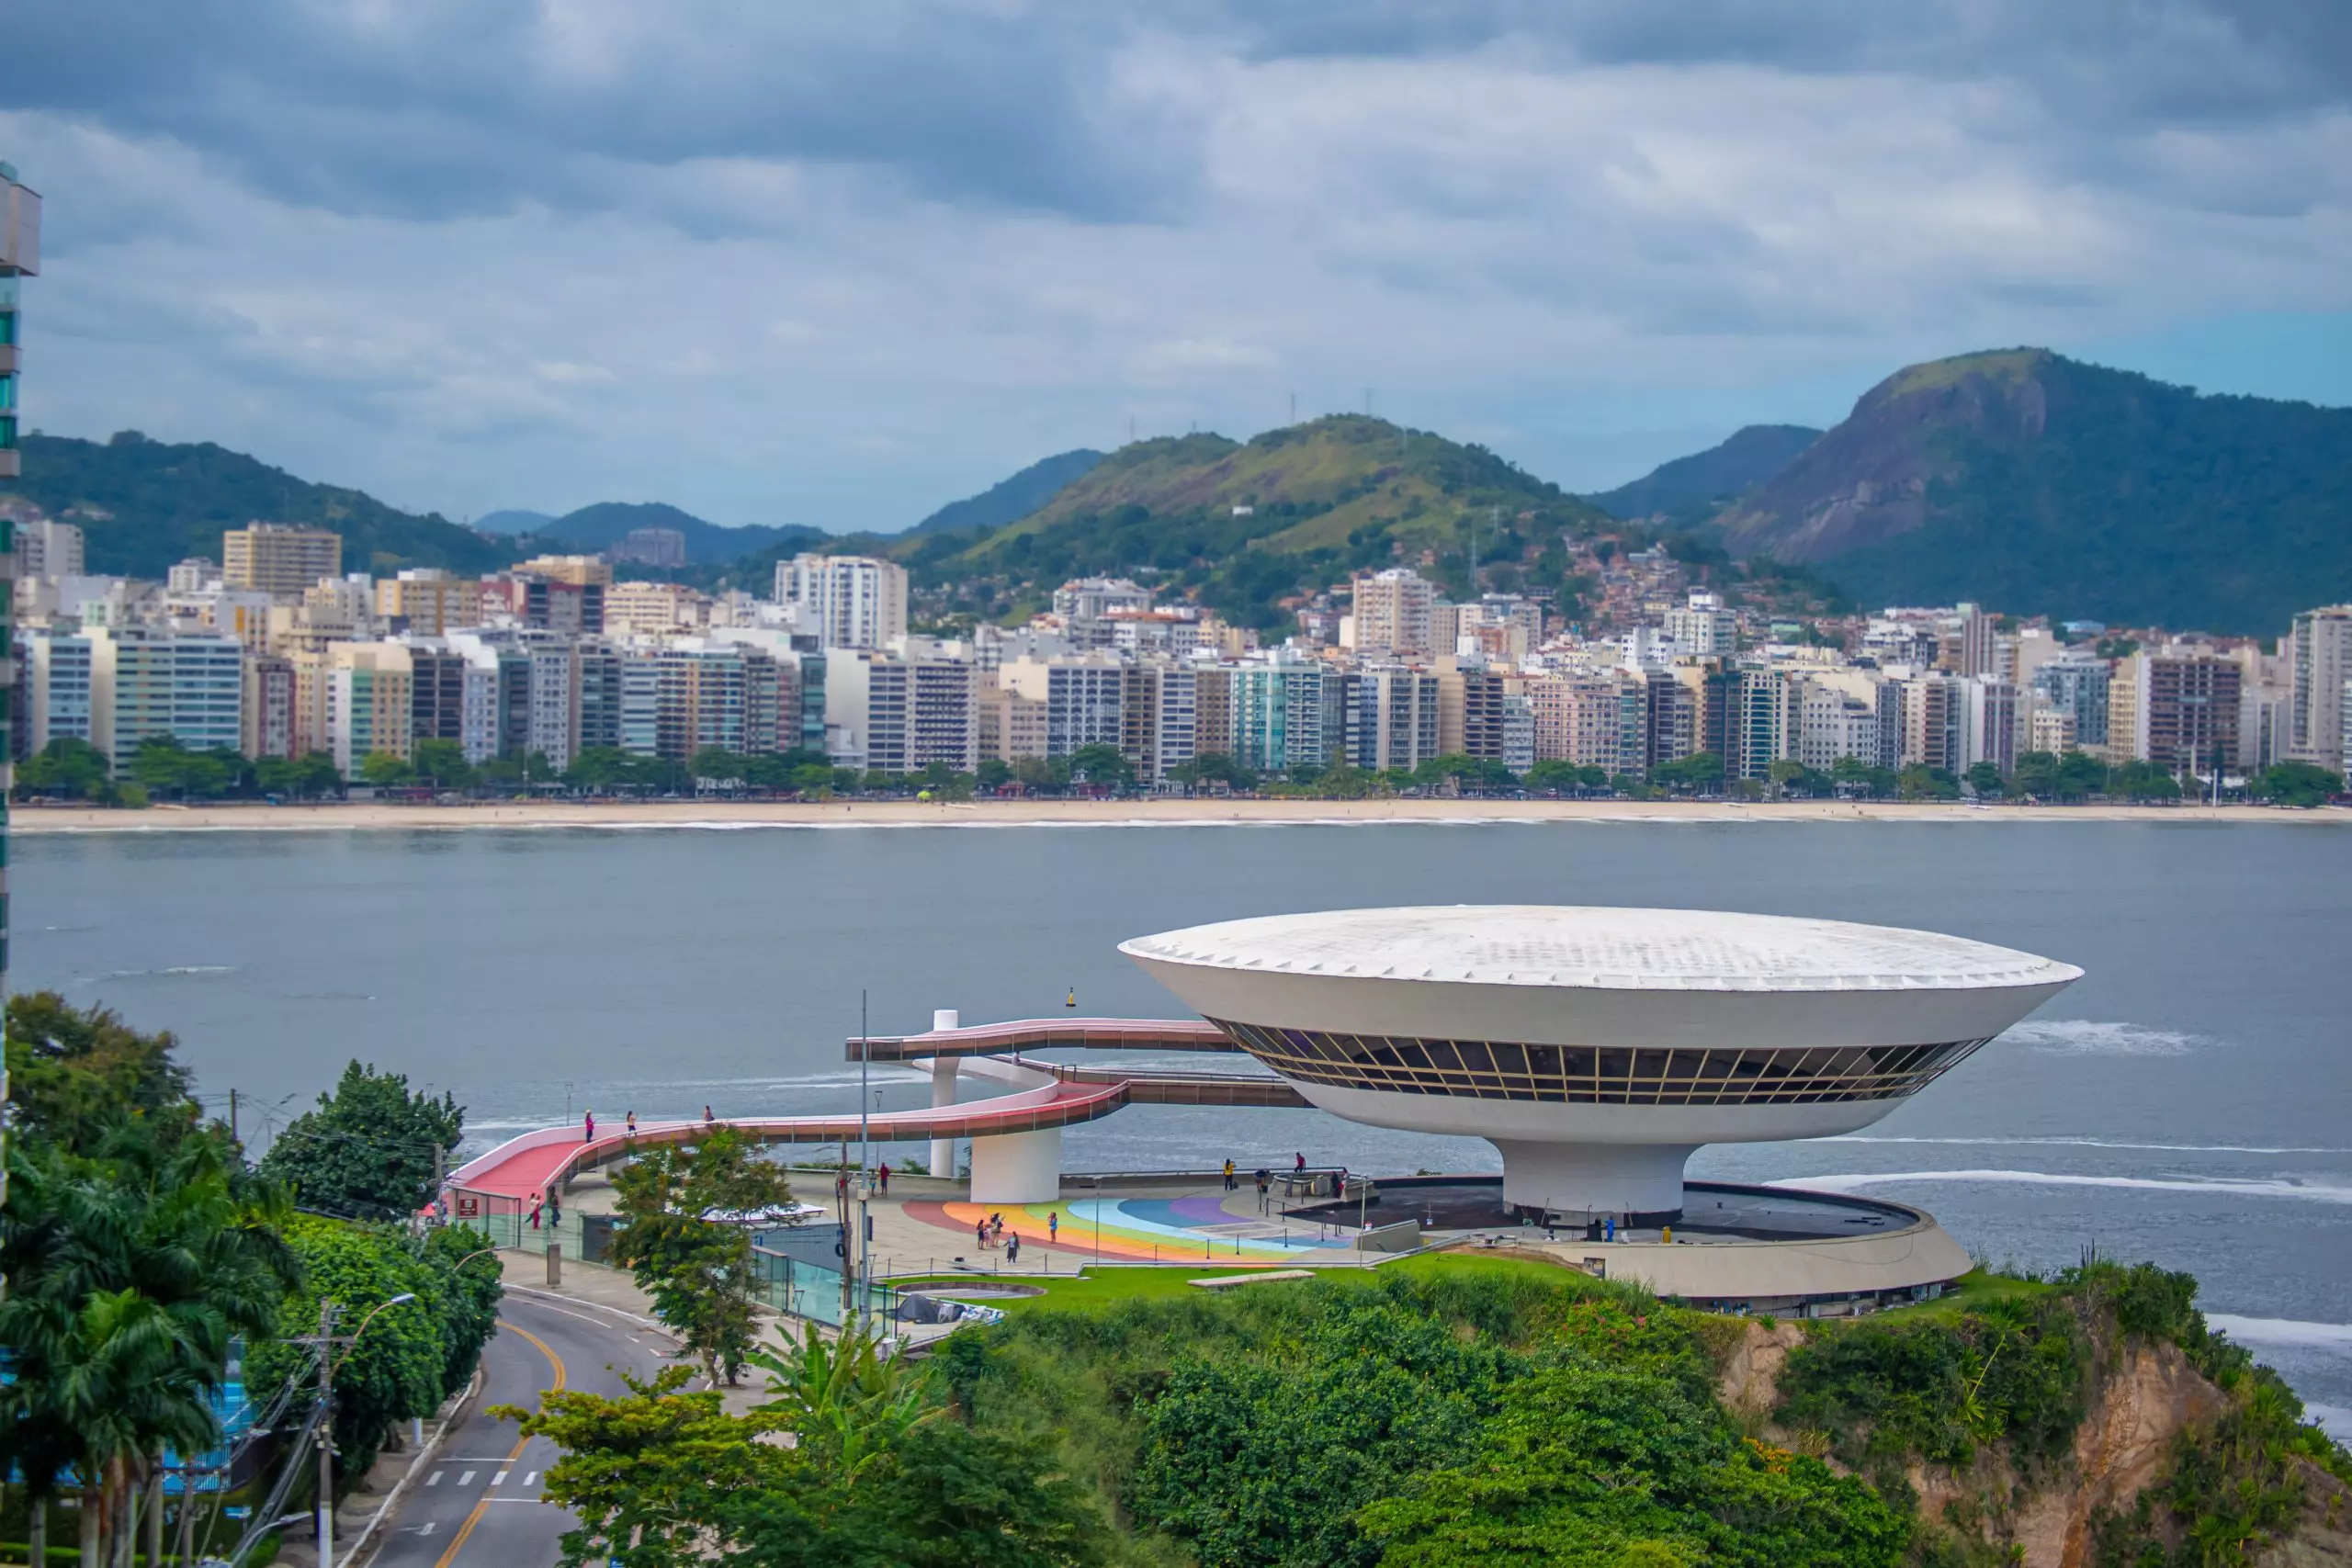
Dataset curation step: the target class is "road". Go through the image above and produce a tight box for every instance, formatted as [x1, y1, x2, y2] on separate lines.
[368, 1290, 678, 1568]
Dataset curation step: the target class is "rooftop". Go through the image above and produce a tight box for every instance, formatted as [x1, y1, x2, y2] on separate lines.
[1119, 905, 2081, 994]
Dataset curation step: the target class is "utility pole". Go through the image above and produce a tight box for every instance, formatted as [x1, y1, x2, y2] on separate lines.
[229, 1088, 239, 1145]
[315, 1300, 338, 1568]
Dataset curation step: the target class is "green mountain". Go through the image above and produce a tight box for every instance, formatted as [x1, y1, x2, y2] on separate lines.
[524, 501, 825, 565]
[906, 448, 1103, 536]
[910, 416, 1615, 627]
[1589, 423, 1821, 522]
[473, 508, 555, 536]
[3, 431, 513, 579]
[1718, 350, 2352, 631]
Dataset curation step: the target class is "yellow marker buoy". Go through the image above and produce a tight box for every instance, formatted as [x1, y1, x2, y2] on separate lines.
[1066, 987, 1078, 1009]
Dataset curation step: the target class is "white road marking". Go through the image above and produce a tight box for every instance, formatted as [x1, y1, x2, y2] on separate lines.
[458, 1470, 476, 1485]
[416, 1522, 436, 1537]
[426, 1470, 443, 1486]
[493, 1470, 509, 1485]
[524, 1471, 539, 1486]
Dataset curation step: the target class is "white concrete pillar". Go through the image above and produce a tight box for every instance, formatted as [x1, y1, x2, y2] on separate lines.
[1489, 1139, 1695, 1221]
[968, 1128, 1061, 1205]
[928, 1010, 959, 1181]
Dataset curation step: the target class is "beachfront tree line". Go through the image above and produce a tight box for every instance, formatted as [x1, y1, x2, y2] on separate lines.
[17, 731, 2346, 809]
[0, 999, 496, 1563]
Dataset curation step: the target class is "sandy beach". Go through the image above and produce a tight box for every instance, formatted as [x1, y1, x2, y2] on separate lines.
[11, 796, 2345, 833]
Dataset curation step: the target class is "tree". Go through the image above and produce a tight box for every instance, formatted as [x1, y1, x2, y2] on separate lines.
[244, 1214, 450, 1483]
[974, 758, 1013, 792]
[498, 1325, 1106, 1568]
[5, 993, 197, 1156]
[1653, 751, 1725, 795]
[0, 1122, 299, 1563]
[1066, 742, 1135, 792]
[2011, 750, 2062, 799]
[1897, 763, 1961, 801]
[2108, 760, 2182, 802]
[608, 1129, 799, 1384]
[1522, 760, 1585, 796]
[2054, 749, 2108, 801]
[412, 738, 474, 790]
[15, 736, 112, 800]
[256, 1059, 465, 1221]
[358, 750, 415, 787]
[2252, 759, 2342, 808]
[1964, 761, 2005, 797]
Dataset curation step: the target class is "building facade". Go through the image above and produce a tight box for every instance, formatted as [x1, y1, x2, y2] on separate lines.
[222, 524, 343, 598]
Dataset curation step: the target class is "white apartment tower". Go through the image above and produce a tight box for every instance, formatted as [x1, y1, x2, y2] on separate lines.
[775, 554, 909, 651]
[1351, 569, 1437, 660]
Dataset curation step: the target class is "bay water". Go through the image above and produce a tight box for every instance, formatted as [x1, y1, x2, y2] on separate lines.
[15, 818, 2349, 1429]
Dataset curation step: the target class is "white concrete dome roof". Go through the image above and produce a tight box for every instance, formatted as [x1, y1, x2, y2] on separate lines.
[1119, 906, 2082, 994]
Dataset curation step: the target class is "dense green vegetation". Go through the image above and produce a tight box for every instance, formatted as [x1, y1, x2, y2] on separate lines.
[1723, 351, 2352, 631]
[608, 1127, 801, 1383]
[6, 429, 514, 579]
[1588, 424, 1822, 524]
[0, 994, 502, 1562]
[256, 1058, 467, 1221]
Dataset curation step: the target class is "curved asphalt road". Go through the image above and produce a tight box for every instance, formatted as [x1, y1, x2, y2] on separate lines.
[369, 1291, 679, 1568]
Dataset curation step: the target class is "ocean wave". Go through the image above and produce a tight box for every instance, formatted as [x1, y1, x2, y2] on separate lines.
[2000, 1020, 2202, 1056]
[1788, 1169, 2352, 1204]
[2206, 1315, 2352, 1353]
[1819, 1135, 2350, 1156]
[77, 964, 238, 983]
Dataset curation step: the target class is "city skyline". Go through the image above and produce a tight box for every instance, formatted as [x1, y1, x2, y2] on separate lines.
[2, 4, 2350, 530]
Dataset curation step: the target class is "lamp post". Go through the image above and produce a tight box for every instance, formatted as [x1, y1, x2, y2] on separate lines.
[315, 1292, 416, 1568]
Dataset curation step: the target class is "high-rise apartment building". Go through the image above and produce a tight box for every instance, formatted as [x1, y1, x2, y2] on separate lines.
[0, 156, 36, 1235]
[1435, 663, 1508, 763]
[1350, 569, 1437, 660]
[377, 569, 482, 635]
[1231, 662, 1333, 774]
[1664, 593, 1736, 659]
[1957, 678, 2018, 775]
[325, 642, 414, 775]
[242, 651, 296, 761]
[2287, 605, 2352, 769]
[775, 554, 908, 650]
[2108, 650, 2241, 773]
[1000, 655, 1128, 762]
[223, 523, 344, 597]
[1347, 667, 1443, 773]
[1119, 662, 1197, 784]
[2030, 653, 2110, 752]
[14, 515, 83, 581]
[1899, 675, 1962, 773]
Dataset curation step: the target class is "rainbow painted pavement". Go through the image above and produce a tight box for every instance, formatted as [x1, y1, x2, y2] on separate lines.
[906, 1191, 1361, 1265]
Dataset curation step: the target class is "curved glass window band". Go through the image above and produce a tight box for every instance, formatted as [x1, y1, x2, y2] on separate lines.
[1209, 1019, 1991, 1105]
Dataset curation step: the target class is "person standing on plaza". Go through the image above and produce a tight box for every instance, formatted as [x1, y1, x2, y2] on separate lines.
[878, 1162, 890, 1196]
[1008, 1232, 1021, 1264]
[529, 1195, 543, 1231]
[1048, 1212, 1059, 1245]
[1295, 1152, 1306, 1175]
[584, 1108, 594, 1144]
[1223, 1158, 1237, 1191]
[627, 1110, 638, 1135]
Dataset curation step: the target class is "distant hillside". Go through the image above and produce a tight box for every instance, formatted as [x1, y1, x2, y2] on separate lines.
[910, 416, 1614, 628]
[905, 448, 1102, 537]
[1718, 349, 2352, 631]
[525, 501, 824, 565]
[3, 431, 512, 579]
[1589, 423, 1820, 521]
[473, 508, 555, 536]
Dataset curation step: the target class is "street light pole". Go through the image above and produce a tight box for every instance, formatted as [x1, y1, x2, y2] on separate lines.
[315, 1300, 337, 1568]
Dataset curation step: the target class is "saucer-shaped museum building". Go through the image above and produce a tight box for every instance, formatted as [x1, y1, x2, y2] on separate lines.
[1123, 906, 2081, 1219]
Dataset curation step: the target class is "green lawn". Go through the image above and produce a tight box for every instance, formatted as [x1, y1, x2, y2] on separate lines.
[1863, 1268, 2054, 1325]
[886, 1250, 1577, 1314]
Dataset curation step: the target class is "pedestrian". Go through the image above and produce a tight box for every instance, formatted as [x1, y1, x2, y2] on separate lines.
[529, 1195, 543, 1231]
[626, 1110, 638, 1134]
[877, 1162, 890, 1195]
[976, 1218, 989, 1249]
[1048, 1212, 1059, 1244]
[1295, 1152, 1306, 1175]
[1255, 1168, 1269, 1201]
[704, 1104, 715, 1123]
[548, 1190, 562, 1226]
[583, 1108, 594, 1144]
[1007, 1232, 1021, 1263]
[1223, 1158, 1237, 1191]
[836, 1169, 850, 1201]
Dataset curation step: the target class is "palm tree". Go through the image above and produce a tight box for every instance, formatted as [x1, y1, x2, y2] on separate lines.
[0, 1122, 298, 1566]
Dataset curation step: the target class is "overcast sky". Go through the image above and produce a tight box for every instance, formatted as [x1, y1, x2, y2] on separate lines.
[4, 1, 2348, 532]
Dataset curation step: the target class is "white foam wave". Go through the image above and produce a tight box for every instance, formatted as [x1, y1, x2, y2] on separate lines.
[78, 964, 237, 983]
[2001, 1020, 2201, 1056]
[1789, 1169, 2352, 1204]
[1820, 1135, 2351, 1156]
[2206, 1315, 2352, 1353]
